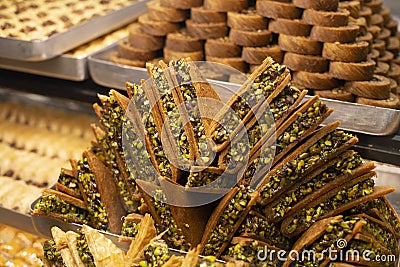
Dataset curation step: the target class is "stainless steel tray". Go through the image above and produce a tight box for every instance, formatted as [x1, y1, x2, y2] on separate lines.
[89, 45, 400, 136]
[0, 39, 125, 81]
[0, 0, 148, 61]
[0, 207, 37, 236]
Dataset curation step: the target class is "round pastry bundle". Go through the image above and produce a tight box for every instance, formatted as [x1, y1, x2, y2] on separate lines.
[33, 57, 400, 266]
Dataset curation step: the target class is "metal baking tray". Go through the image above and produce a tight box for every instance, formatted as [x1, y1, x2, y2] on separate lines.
[0, 207, 37, 236]
[89, 45, 400, 136]
[0, 39, 125, 81]
[0, 0, 148, 61]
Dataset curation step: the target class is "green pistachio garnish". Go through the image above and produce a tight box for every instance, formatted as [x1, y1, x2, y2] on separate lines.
[43, 240, 64, 267]
[153, 190, 190, 251]
[58, 171, 81, 196]
[347, 239, 396, 267]
[121, 220, 141, 237]
[76, 232, 95, 267]
[259, 130, 354, 202]
[139, 241, 171, 267]
[203, 186, 253, 256]
[270, 153, 362, 221]
[286, 179, 375, 234]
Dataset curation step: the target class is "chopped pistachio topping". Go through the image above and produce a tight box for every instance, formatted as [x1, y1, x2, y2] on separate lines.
[34, 194, 88, 224]
[139, 241, 171, 267]
[77, 158, 108, 231]
[276, 100, 327, 155]
[76, 232, 95, 267]
[286, 179, 375, 234]
[259, 130, 354, 201]
[237, 212, 290, 249]
[186, 169, 221, 187]
[153, 190, 190, 251]
[100, 94, 138, 211]
[362, 216, 398, 254]
[203, 186, 252, 256]
[43, 240, 64, 267]
[226, 239, 280, 266]
[121, 219, 141, 237]
[271, 153, 362, 221]
[127, 82, 172, 179]
[296, 217, 361, 266]
[269, 85, 301, 122]
[58, 171, 80, 196]
[347, 239, 396, 267]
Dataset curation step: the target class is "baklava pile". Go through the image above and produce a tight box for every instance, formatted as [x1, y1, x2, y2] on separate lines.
[111, 0, 400, 109]
[33, 57, 400, 266]
[0, 101, 94, 213]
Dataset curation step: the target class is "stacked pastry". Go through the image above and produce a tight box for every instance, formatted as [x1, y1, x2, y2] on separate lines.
[33, 57, 400, 266]
[110, 0, 199, 67]
[0, 101, 94, 213]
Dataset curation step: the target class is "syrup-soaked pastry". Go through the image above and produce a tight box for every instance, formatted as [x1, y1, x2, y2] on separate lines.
[110, 52, 146, 67]
[378, 51, 395, 64]
[387, 37, 400, 57]
[380, 7, 391, 24]
[367, 49, 380, 63]
[388, 63, 400, 83]
[128, 23, 165, 51]
[190, 6, 227, 23]
[256, 0, 302, 20]
[374, 61, 390, 76]
[242, 45, 284, 65]
[364, 0, 383, 14]
[206, 56, 248, 73]
[310, 24, 360, 43]
[345, 75, 391, 99]
[205, 37, 241, 58]
[227, 8, 267, 31]
[293, 0, 339, 11]
[385, 19, 399, 36]
[377, 28, 391, 42]
[315, 89, 348, 103]
[389, 78, 398, 94]
[147, 0, 188, 22]
[229, 28, 273, 47]
[203, 0, 248, 12]
[165, 30, 204, 52]
[359, 6, 373, 25]
[283, 53, 329, 73]
[117, 39, 160, 62]
[322, 41, 369, 63]
[371, 13, 384, 27]
[139, 13, 181, 37]
[278, 34, 322, 55]
[329, 60, 376, 81]
[350, 16, 368, 36]
[357, 32, 374, 51]
[302, 8, 350, 27]
[160, 0, 202, 9]
[356, 93, 400, 109]
[293, 71, 342, 90]
[268, 18, 312, 36]
[339, 1, 361, 18]
[50, 227, 78, 267]
[186, 20, 228, 40]
[163, 47, 204, 61]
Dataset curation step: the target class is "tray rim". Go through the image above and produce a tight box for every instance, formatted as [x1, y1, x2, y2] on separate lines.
[0, 0, 149, 61]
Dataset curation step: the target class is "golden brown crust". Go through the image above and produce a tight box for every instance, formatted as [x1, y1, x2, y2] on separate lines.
[357, 32, 373, 51]
[160, 0, 203, 9]
[329, 60, 376, 81]
[203, 0, 248, 12]
[164, 47, 204, 62]
[139, 13, 181, 37]
[227, 9, 267, 31]
[278, 34, 322, 55]
[206, 56, 248, 73]
[186, 20, 228, 40]
[310, 24, 360, 43]
[293, 0, 339, 11]
[242, 45, 284, 65]
[268, 18, 312, 36]
[322, 41, 369, 63]
[388, 63, 400, 83]
[283, 53, 329, 73]
[367, 49, 380, 64]
[356, 93, 400, 109]
[314, 88, 355, 102]
[147, 0, 188, 22]
[293, 71, 342, 90]
[256, 0, 302, 19]
[365, 0, 384, 14]
[338, 0, 361, 18]
[128, 23, 165, 51]
[229, 28, 273, 47]
[109, 52, 146, 68]
[378, 51, 394, 64]
[302, 8, 350, 27]
[165, 30, 204, 52]
[117, 39, 160, 62]
[190, 6, 227, 23]
[374, 61, 390, 76]
[205, 37, 242, 58]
